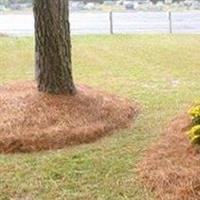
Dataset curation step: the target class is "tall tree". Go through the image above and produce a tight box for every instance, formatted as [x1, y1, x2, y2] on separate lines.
[33, 0, 76, 94]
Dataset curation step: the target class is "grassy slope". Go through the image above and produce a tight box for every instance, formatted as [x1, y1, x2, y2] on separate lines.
[0, 35, 200, 200]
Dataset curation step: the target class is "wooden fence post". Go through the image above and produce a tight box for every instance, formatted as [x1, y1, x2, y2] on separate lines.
[168, 11, 172, 34]
[109, 11, 113, 34]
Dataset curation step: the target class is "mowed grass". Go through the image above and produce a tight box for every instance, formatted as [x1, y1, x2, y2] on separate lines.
[0, 35, 200, 200]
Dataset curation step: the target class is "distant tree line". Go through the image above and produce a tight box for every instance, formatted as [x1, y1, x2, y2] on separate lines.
[0, 0, 194, 6]
[0, 0, 32, 6]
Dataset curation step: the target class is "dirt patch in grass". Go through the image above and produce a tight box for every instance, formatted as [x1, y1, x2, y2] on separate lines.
[0, 81, 138, 153]
[138, 114, 200, 200]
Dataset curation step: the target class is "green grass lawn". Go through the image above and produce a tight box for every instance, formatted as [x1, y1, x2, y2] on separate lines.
[0, 35, 200, 200]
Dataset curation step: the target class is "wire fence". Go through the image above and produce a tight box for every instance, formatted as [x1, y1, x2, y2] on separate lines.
[0, 11, 200, 36]
[107, 11, 200, 34]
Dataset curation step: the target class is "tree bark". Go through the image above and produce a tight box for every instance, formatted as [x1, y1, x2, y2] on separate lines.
[33, 0, 76, 94]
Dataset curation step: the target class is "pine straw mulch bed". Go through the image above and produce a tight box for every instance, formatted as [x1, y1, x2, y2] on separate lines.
[138, 114, 200, 200]
[0, 81, 138, 153]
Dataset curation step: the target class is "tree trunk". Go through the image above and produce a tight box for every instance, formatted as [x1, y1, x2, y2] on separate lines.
[33, 0, 76, 94]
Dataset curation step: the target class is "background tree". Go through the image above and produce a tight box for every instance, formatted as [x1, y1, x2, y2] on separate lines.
[33, 0, 76, 94]
[0, 0, 193, 7]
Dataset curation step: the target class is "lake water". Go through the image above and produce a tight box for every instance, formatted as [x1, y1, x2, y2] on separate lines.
[0, 11, 200, 36]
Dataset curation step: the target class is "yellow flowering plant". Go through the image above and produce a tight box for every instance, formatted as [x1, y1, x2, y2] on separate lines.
[188, 100, 200, 145]
[187, 125, 200, 145]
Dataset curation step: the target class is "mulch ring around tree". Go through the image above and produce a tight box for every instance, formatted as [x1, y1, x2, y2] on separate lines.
[0, 33, 8, 37]
[138, 113, 200, 200]
[0, 81, 138, 153]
